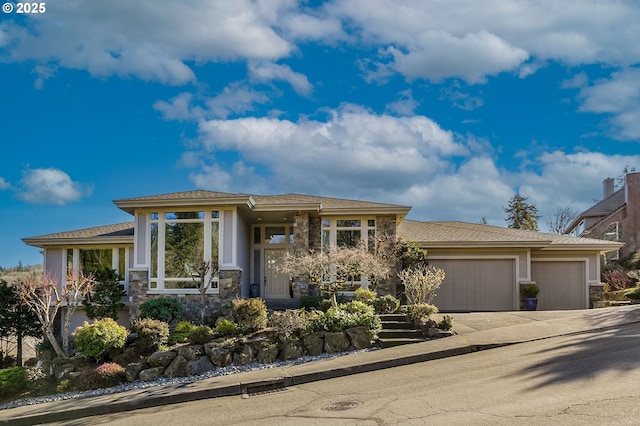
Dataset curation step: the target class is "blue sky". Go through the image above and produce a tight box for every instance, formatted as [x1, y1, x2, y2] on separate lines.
[1, 0, 640, 268]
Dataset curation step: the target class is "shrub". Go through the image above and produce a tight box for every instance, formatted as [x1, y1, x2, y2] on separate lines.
[437, 315, 454, 331]
[0, 367, 26, 398]
[407, 303, 439, 325]
[602, 269, 631, 291]
[0, 351, 16, 369]
[232, 298, 268, 333]
[268, 310, 308, 340]
[373, 295, 400, 314]
[170, 321, 196, 345]
[300, 295, 323, 310]
[625, 286, 640, 300]
[131, 318, 169, 354]
[308, 304, 381, 335]
[399, 264, 445, 305]
[521, 284, 540, 298]
[339, 300, 375, 316]
[188, 325, 214, 344]
[215, 319, 239, 337]
[139, 297, 182, 323]
[74, 362, 126, 391]
[354, 288, 377, 305]
[73, 318, 128, 359]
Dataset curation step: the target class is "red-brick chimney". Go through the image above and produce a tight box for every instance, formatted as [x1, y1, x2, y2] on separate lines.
[625, 172, 640, 256]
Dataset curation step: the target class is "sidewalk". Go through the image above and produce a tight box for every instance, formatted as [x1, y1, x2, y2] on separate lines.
[3, 305, 640, 426]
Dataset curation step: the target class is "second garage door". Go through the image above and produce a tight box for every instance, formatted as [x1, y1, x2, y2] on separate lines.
[531, 261, 586, 310]
[429, 259, 516, 311]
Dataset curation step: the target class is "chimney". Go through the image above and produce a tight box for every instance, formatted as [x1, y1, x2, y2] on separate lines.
[603, 177, 615, 199]
[624, 172, 640, 256]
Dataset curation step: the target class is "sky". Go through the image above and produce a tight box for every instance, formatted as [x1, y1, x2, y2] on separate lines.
[1, 0, 640, 268]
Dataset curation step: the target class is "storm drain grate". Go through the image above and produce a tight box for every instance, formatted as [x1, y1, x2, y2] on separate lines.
[323, 401, 361, 411]
[242, 379, 288, 398]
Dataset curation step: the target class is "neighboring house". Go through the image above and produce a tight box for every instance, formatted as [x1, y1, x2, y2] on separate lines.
[566, 172, 640, 261]
[23, 190, 622, 330]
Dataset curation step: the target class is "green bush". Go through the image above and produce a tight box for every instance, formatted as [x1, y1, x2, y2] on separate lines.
[437, 315, 454, 331]
[407, 303, 439, 325]
[625, 286, 640, 300]
[373, 295, 400, 314]
[170, 321, 196, 345]
[73, 318, 128, 359]
[0, 367, 26, 398]
[36, 339, 57, 361]
[215, 319, 239, 337]
[300, 295, 323, 310]
[188, 325, 214, 344]
[74, 362, 126, 391]
[232, 298, 268, 333]
[131, 318, 169, 355]
[354, 288, 377, 304]
[139, 297, 182, 323]
[339, 300, 375, 316]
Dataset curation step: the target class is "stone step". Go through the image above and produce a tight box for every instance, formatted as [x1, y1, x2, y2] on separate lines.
[378, 329, 422, 339]
[265, 298, 300, 310]
[378, 313, 408, 322]
[380, 321, 416, 330]
[378, 337, 425, 348]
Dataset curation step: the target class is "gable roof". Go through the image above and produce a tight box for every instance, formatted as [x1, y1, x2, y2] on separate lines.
[566, 188, 626, 232]
[22, 222, 135, 247]
[398, 220, 623, 251]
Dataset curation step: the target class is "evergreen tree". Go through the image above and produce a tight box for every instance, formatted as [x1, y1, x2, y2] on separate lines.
[0, 280, 42, 366]
[504, 193, 540, 230]
[83, 267, 126, 320]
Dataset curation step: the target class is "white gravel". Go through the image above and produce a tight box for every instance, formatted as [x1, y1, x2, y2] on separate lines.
[0, 348, 378, 411]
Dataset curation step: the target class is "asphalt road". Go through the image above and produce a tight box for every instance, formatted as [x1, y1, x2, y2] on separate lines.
[47, 322, 640, 425]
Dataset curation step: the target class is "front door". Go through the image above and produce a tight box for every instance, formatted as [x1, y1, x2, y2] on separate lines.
[264, 249, 290, 299]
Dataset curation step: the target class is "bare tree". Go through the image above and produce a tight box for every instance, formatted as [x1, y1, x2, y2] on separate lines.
[190, 260, 219, 323]
[545, 207, 578, 235]
[17, 272, 94, 358]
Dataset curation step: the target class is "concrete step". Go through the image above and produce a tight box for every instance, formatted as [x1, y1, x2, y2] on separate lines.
[380, 321, 417, 330]
[378, 313, 408, 322]
[378, 329, 422, 339]
[377, 337, 425, 348]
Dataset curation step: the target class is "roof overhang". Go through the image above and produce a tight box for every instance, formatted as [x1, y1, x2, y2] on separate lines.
[114, 195, 255, 214]
[22, 235, 134, 248]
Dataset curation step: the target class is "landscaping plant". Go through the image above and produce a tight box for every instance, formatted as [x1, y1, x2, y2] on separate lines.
[188, 325, 214, 344]
[139, 297, 182, 323]
[232, 298, 268, 333]
[398, 264, 445, 305]
[130, 318, 169, 355]
[82, 267, 125, 321]
[215, 319, 239, 337]
[170, 321, 196, 345]
[72, 318, 128, 360]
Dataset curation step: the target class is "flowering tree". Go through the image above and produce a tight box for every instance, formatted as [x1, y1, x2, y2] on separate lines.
[278, 244, 390, 307]
[398, 264, 445, 305]
[17, 272, 95, 358]
[189, 259, 219, 323]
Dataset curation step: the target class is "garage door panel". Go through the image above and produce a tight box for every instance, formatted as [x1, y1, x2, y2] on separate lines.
[531, 261, 585, 310]
[430, 259, 515, 311]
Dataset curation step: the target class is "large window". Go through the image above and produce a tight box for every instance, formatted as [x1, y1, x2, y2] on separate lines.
[65, 247, 129, 290]
[604, 222, 621, 261]
[150, 210, 220, 291]
[322, 218, 376, 250]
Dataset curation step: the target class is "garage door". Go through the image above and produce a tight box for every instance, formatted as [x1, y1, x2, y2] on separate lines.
[531, 261, 586, 310]
[429, 259, 516, 311]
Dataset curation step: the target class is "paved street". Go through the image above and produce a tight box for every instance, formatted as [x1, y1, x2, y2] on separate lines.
[49, 321, 640, 425]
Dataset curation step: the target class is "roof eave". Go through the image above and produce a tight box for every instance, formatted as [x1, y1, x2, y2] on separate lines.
[22, 236, 134, 248]
[114, 195, 254, 214]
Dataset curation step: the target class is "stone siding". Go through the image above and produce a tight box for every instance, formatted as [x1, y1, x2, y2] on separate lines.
[128, 268, 241, 322]
[375, 215, 399, 297]
[589, 283, 605, 308]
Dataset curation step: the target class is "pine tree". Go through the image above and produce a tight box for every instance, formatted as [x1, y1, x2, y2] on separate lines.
[0, 280, 42, 366]
[504, 193, 540, 230]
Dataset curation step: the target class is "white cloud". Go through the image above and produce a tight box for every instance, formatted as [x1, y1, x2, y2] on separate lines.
[248, 61, 313, 96]
[205, 82, 270, 119]
[153, 93, 203, 121]
[385, 90, 419, 116]
[0, 177, 11, 190]
[16, 168, 92, 205]
[561, 72, 589, 89]
[577, 68, 640, 140]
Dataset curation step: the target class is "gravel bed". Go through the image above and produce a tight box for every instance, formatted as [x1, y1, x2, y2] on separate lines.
[0, 348, 379, 411]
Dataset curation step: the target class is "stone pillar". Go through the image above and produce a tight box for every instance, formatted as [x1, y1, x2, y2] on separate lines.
[309, 216, 322, 252]
[128, 268, 149, 321]
[589, 284, 605, 309]
[623, 172, 640, 258]
[375, 215, 398, 297]
[293, 212, 309, 255]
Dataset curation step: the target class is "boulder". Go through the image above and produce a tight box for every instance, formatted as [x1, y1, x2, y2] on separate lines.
[138, 367, 165, 382]
[146, 350, 177, 368]
[207, 347, 233, 367]
[164, 355, 189, 378]
[324, 332, 350, 353]
[279, 341, 304, 361]
[345, 326, 372, 349]
[302, 333, 324, 356]
[187, 356, 215, 376]
[125, 362, 145, 382]
[256, 345, 279, 364]
[178, 345, 205, 361]
[234, 344, 255, 365]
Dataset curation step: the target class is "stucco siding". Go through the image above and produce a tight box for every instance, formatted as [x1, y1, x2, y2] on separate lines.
[44, 248, 64, 287]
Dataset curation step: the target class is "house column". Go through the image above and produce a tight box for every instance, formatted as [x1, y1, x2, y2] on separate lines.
[293, 212, 310, 255]
[375, 215, 398, 297]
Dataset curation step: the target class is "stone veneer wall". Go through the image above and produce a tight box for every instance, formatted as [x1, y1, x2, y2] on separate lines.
[589, 284, 605, 308]
[293, 212, 309, 255]
[128, 268, 241, 322]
